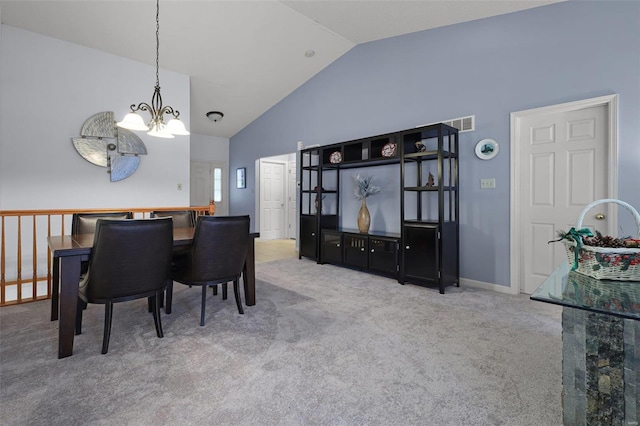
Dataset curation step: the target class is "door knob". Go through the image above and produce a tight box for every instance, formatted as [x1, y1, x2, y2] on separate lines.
[595, 213, 605, 220]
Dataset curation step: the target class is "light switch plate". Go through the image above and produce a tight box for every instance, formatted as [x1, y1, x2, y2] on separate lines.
[480, 178, 496, 189]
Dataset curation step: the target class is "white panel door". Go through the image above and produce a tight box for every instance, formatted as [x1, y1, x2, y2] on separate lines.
[190, 161, 228, 214]
[520, 105, 608, 294]
[260, 160, 286, 240]
[287, 161, 297, 239]
[190, 161, 211, 207]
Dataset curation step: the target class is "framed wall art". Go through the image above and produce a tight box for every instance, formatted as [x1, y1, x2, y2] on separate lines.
[236, 167, 246, 189]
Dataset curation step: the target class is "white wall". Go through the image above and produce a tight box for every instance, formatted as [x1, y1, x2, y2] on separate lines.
[0, 25, 192, 300]
[0, 25, 191, 210]
[190, 134, 229, 164]
[190, 133, 230, 215]
[262, 153, 295, 163]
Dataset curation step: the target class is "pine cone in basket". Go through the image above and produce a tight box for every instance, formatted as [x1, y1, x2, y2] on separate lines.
[625, 239, 640, 248]
[583, 230, 633, 248]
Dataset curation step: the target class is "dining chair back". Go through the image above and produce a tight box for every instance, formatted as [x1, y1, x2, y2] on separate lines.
[75, 218, 173, 354]
[167, 215, 250, 326]
[70, 212, 134, 277]
[150, 210, 195, 228]
[71, 211, 133, 235]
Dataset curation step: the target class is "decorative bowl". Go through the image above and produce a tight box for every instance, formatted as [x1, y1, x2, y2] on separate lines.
[329, 151, 342, 164]
[381, 142, 397, 158]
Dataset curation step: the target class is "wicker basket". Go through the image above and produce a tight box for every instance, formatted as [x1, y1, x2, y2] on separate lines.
[563, 199, 640, 281]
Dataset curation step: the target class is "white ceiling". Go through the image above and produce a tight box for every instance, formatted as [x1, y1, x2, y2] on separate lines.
[0, 0, 562, 138]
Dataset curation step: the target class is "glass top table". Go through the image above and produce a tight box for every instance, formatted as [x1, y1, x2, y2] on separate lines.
[530, 260, 640, 320]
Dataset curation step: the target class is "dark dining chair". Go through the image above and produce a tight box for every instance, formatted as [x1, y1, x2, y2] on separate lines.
[166, 215, 250, 326]
[72, 211, 134, 234]
[50, 211, 134, 321]
[150, 210, 195, 228]
[74, 218, 173, 354]
[150, 210, 196, 300]
[71, 211, 134, 274]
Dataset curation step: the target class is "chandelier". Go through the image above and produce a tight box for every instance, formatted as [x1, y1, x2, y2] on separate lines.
[117, 0, 189, 139]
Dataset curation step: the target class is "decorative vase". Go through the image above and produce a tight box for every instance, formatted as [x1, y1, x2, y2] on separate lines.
[357, 198, 370, 233]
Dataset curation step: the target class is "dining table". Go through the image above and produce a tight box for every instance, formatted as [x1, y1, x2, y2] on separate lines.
[47, 227, 259, 358]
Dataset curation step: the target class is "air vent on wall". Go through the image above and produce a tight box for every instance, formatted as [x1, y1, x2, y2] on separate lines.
[418, 115, 475, 132]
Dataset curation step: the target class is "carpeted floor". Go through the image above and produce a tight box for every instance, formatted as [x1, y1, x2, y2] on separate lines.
[0, 258, 563, 425]
[254, 238, 297, 264]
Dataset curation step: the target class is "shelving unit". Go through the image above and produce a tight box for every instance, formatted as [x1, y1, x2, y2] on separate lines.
[299, 148, 338, 260]
[400, 125, 459, 293]
[299, 123, 459, 293]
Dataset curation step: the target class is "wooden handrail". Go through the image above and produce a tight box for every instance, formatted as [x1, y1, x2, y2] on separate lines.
[0, 206, 211, 217]
[0, 206, 210, 306]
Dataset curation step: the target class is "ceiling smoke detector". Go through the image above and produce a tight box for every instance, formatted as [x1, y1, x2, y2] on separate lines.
[206, 111, 224, 122]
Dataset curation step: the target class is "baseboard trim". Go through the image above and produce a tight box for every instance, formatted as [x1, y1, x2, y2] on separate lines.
[460, 277, 519, 295]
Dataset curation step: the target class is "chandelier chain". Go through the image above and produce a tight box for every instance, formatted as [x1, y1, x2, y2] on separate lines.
[155, 0, 160, 88]
[117, 0, 188, 137]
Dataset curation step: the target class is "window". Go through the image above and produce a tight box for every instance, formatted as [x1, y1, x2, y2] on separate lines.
[213, 167, 222, 202]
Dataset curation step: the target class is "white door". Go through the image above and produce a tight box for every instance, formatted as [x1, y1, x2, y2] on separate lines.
[190, 161, 228, 215]
[512, 96, 617, 294]
[190, 161, 211, 206]
[287, 161, 297, 239]
[260, 160, 286, 240]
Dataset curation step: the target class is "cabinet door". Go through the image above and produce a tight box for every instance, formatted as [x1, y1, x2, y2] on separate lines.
[403, 226, 437, 280]
[369, 237, 398, 275]
[322, 231, 343, 264]
[344, 235, 368, 269]
[300, 215, 317, 259]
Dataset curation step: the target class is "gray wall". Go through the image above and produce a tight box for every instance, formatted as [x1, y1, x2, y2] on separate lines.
[229, 1, 640, 287]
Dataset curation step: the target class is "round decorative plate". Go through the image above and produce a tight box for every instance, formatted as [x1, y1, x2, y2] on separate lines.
[329, 151, 342, 164]
[381, 142, 397, 158]
[475, 139, 499, 160]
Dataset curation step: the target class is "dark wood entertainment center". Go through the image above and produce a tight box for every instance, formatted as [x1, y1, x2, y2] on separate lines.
[299, 123, 459, 294]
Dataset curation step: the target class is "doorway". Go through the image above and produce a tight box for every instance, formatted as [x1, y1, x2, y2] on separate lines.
[190, 161, 228, 215]
[510, 95, 618, 294]
[256, 153, 297, 241]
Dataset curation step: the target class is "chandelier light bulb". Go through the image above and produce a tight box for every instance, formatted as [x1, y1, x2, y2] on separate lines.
[166, 118, 190, 135]
[147, 122, 175, 139]
[117, 112, 149, 131]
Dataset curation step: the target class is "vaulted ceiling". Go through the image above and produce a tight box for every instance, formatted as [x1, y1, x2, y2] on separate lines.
[0, 1, 562, 138]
